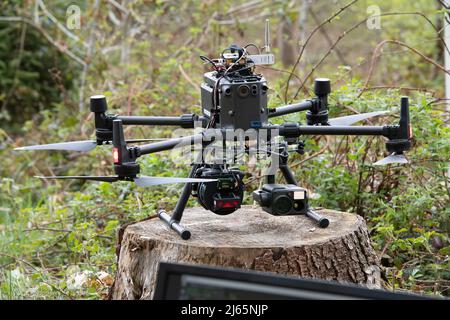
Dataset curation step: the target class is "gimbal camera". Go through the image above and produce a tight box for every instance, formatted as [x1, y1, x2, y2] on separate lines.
[15, 21, 413, 240]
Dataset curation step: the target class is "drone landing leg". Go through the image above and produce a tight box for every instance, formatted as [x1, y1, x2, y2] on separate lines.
[306, 208, 329, 228]
[156, 165, 199, 240]
[157, 184, 192, 240]
[279, 163, 297, 185]
[157, 209, 191, 240]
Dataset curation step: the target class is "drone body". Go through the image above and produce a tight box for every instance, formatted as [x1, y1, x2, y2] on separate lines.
[16, 23, 413, 240]
[201, 70, 269, 130]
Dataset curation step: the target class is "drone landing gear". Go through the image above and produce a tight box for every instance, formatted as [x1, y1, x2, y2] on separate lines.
[305, 208, 329, 228]
[156, 165, 198, 240]
[157, 209, 191, 240]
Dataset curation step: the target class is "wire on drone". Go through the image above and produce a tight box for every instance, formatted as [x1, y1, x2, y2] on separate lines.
[199, 55, 218, 71]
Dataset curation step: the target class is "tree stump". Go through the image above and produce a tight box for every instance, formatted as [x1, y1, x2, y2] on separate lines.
[109, 205, 380, 300]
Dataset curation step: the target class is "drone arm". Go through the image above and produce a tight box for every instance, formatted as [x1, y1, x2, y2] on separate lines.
[265, 123, 394, 138]
[90, 96, 208, 143]
[273, 96, 411, 142]
[288, 125, 387, 136]
[117, 114, 208, 128]
[137, 133, 204, 156]
[268, 100, 315, 118]
[268, 79, 331, 124]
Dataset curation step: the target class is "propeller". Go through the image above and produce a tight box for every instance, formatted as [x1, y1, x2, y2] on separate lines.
[374, 97, 412, 166]
[35, 175, 120, 182]
[35, 175, 217, 186]
[373, 153, 408, 166]
[14, 138, 165, 152]
[328, 111, 389, 126]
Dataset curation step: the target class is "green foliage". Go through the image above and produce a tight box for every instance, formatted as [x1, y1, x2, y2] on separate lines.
[294, 82, 449, 295]
[0, 2, 77, 130]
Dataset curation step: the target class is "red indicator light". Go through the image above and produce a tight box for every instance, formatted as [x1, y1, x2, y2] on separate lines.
[222, 201, 235, 208]
[215, 199, 240, 209]
[113, 148, 120, 164]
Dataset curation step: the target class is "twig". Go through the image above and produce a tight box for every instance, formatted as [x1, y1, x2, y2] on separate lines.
[285, 0, 358, 102]
[79, 0, 100, 112]
[178, 64, 199, 92]
[290, 139, 329, 169]
[0, 16, 86, 66]
[308, 6, 349, 66]
[37, 0, 88, 48]
[379, 239, 393, 260]
[360, 39, 450, 98]
[215, 11, 270, 25]
[363, 86, 437, 96]
[23, 227, 71, 233]
[225, 0, 268, 16]
[290, 11, 450, 102]
[0, 252, 73, 299]
[107, 0, 129, 14]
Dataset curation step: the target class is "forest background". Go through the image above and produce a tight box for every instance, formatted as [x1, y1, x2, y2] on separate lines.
[0, 0, 448, 299]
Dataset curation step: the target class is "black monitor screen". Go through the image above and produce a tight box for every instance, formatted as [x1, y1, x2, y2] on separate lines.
[154, 262, 427, 300]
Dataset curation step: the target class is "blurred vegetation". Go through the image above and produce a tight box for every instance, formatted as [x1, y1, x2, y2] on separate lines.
[0, 1, 77, 130]
[0, 0, 449, 299]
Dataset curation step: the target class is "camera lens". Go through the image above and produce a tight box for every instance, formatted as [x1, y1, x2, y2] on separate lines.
[237, 85, 250, 97]
[251, 84, 258, 95]
[273, 195, 292, 214]
[294, 201, 305, 212]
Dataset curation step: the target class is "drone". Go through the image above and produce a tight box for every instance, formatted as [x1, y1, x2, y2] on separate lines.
[15, 21, 413, 240]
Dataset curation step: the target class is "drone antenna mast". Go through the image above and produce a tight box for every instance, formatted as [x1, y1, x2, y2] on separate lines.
[264, 19, 271, 53]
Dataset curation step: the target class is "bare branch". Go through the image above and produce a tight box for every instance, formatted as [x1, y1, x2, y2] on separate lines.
[37, 0, 88, 48]
[178, 64, 199, 92]
[308, 6, 349, 66]
[0, 16, 86, 66]
[79, 0, 101, 112]
[108, 0, 129, 14]
[215, 11, 270, 25]
[290, 12, 450, 102]
[362, 86, 437, 96]
[359, 39, 450, 97]
[284, 0, 359, 102]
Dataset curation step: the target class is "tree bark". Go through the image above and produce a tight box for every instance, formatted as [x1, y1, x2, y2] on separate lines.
[109, 205, 380, 300]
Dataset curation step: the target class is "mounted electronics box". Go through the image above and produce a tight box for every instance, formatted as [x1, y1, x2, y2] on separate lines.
[201, 71, 269, 130]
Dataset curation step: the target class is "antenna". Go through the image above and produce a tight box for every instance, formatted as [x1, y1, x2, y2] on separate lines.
[247, 19, 275, 65]
[264, 19, 271, 53]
